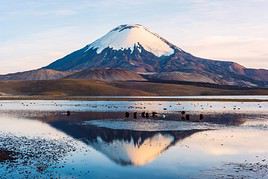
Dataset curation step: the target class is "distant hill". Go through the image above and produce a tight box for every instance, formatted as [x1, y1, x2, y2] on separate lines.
[66, 68, 146, 81]
[0, 69, 72, 80]
[0, 79, 267, 97]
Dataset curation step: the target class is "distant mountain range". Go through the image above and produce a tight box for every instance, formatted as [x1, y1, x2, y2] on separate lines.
[1, 24, 267, 87]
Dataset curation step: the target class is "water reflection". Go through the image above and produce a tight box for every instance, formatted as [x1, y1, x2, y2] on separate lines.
[0, 109, 268, 178]
[50, 121, 203, 166]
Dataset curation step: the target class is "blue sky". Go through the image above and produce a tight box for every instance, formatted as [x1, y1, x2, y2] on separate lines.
[0, 0, 268, 74]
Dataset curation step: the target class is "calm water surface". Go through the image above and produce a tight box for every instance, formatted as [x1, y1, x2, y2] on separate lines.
[0, 100, 267, 178]
[0, 100, 267, 113]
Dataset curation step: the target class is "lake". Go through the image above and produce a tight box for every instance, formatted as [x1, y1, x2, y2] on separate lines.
[0, 99, 268, 178]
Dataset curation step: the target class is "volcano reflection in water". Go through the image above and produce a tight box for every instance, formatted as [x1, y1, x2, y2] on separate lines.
[50, 121, 203, 166]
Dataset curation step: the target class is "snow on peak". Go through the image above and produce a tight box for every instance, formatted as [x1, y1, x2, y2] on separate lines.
[86, 24, 175, 57]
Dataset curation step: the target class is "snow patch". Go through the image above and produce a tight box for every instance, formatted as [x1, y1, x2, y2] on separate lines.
[86, 24, 175, 57]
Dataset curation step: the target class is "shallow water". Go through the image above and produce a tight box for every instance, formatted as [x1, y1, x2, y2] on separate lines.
[0, 100, 267, 113]
[0, 100, 267, 178]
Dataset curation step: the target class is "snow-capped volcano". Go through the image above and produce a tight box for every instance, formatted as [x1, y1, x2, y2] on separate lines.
[45, 24, 182, 73]
[0, 24, 267, 86]
[42, 24, 268, 87]
[86, 24, 176, 57]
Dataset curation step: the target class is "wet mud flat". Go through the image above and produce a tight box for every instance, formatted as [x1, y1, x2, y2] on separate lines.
[0, 149, 15, 162]
[1, 95, 268, 102]
[225, 160, 268, 178]
[201, 159, 268, 179]
[0, 132, 76, 178]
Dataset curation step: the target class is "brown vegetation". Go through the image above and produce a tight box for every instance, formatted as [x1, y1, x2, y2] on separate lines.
[0, 79, 267, 98]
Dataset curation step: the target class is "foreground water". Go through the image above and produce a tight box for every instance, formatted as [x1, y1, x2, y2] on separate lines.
[0, 100, 268, 178]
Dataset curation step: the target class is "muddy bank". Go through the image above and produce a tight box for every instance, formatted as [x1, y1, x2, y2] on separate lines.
[0, 149, 15, 162]
[202, 159, 268, 178]
[0, 133, 76, 177]
[0, 95, 268, 102]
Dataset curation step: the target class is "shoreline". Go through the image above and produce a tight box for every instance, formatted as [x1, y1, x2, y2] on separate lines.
[0, 95, 268, 102]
